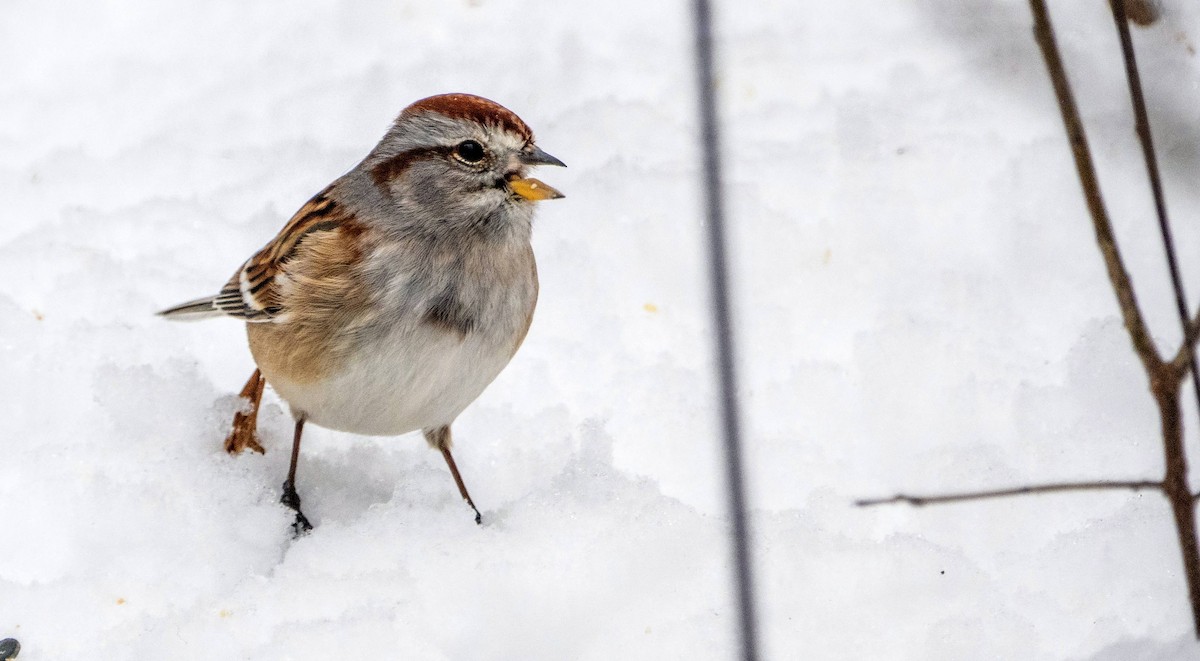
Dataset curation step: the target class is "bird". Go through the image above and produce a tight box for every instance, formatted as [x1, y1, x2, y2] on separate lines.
[159, 93, 565, 535]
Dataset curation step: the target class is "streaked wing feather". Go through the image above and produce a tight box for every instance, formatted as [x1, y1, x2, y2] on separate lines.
[158, 296, 222, 320]
[214, 191, 346, 322]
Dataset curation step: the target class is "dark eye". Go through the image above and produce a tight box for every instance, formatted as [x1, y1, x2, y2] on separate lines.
[455, 140, 486, 163]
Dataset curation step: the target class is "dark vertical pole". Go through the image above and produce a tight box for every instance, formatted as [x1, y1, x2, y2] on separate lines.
[690, 1, 761, 659]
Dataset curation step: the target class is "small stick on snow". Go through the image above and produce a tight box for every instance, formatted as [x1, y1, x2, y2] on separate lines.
[856, 480, 1163, 508]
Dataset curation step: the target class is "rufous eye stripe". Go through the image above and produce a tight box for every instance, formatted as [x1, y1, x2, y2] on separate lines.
[370, 146, 452, 188]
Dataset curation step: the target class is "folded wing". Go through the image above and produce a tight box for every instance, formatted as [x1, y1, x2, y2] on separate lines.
[159, 190, 353, 323]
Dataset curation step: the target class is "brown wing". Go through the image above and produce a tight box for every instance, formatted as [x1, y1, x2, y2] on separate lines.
[213, 191, 349, 322]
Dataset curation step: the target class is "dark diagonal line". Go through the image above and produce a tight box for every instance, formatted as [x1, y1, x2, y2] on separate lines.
[691, 2, 760, 660]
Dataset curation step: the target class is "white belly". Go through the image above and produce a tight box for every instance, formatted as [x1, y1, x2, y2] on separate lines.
[270, 322, 518, 436]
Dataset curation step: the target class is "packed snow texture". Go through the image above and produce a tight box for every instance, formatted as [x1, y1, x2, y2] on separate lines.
[3, 0, 1200, 659]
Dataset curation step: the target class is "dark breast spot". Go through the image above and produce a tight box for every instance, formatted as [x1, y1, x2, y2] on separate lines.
[422, 291, 477, 338]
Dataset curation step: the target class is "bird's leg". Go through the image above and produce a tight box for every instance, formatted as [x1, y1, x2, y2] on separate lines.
[225, 368, 266, 454]
[281, 417, 313, 536]
[423, 425, 482, 525]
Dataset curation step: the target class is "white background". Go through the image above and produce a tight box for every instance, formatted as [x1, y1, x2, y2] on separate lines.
[3, 0, 1200, 658]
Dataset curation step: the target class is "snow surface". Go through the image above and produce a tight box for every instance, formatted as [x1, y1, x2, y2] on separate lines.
[4, 0, 1200, 659]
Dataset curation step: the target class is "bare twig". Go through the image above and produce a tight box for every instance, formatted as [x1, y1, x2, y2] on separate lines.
[1031, 0, 1200, 634]
[1106, 0, 1200, 635]
[1170, 307, 1200, 378]
[856, 480, 1162, 508]
[848, 0, 1200, 638]
[861, 1, 1200, 638]
[1029, 0, 1163, 372]
[1109, 0, 1200, 422]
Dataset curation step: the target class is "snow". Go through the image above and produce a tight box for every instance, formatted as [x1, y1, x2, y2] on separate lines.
[3, 0, 1200, 658]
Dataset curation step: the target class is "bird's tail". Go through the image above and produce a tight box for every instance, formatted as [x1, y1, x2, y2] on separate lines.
[158, 296, 222, 320]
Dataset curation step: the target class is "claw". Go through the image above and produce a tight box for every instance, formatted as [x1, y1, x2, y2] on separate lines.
[281, 480, 312, 537]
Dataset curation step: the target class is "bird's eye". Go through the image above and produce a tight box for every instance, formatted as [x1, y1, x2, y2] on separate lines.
[455, 140, 486, 163]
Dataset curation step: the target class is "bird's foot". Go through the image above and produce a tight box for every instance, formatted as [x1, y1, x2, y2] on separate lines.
[281, 481, 313, 537]
[225, 370, 265, 455]
[291, 511, 313, 537]
[224, 417, 264, 455]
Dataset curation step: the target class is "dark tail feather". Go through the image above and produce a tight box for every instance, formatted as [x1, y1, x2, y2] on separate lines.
[158, 296, 221, 320]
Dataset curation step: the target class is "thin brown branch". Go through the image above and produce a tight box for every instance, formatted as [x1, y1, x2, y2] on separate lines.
[1108, 0, 1200, 637]
[1028, 0, 1163, 373]
[856, 480, 1162, 508]
[1170, 307, 1200, 379]
[1149, 379, 1200, 637]
[1109, 0, 1200, 405]
[857, 0, 1200, 641]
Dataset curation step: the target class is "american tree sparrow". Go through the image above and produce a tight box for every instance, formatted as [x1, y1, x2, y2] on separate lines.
[161, 93, 564, 534]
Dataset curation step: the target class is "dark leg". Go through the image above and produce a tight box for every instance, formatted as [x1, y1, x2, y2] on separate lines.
[423, 425, 482, 525]
[281, 417, 313, 536]
[225, 368, 266, 454]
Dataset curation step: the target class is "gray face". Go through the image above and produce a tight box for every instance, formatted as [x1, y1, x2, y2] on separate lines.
[367, 112, 537, 237]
